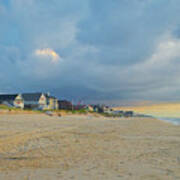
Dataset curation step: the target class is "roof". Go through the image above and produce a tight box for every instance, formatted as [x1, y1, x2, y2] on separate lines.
[21, 93, 43, 102]
[58, 100, 71, 103]
[0, 92, 57, 102]
[46, 95, 57, 99]
[0, 94, 18, 101]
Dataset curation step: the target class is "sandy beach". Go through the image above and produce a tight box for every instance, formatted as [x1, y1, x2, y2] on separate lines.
[0, 114, 179, 180]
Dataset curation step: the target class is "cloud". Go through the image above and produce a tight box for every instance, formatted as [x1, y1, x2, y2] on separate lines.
[75, 31, 180, 102]
[35, 48, 61, 62]
[130, 32, 180, 81]
[1, 0, 180, 103]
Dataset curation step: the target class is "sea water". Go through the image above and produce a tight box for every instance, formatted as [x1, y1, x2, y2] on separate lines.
[158, 117, 180, 125]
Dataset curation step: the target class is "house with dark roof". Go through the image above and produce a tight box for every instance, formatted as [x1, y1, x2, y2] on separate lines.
[0, 94, 24, 108]
[0, 92, 58, 110]
[22, 93, 46, 109]
[58, 100, 73, 110]
[22, 93, 58, 110]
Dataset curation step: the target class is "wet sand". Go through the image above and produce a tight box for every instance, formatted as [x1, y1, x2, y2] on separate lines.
[0, 114, 180, 179]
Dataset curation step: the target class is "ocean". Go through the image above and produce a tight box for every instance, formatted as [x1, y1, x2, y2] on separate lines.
[158, 117, 180, 125]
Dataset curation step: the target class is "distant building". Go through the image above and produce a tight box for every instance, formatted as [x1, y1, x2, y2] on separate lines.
[103, 106, 110, 113]
[124, 111, 134, 117]
[58, 100, 73, 110]
[92, 105, 104, 113]
[86, 105, 94, 112]
[73, 104, 86, 110]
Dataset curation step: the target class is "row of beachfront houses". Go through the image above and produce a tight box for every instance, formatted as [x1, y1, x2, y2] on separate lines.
[0, 92, 107, 111]
[0, 93, 59, 110]
[0, 92, 134, 116]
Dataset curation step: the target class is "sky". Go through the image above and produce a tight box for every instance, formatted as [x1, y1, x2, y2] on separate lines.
[0, 0, 180, 105]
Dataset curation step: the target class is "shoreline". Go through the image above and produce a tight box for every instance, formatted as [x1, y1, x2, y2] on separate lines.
[156, 117, 180, 126]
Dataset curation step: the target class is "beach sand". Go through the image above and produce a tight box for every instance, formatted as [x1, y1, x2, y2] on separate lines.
[0, 114, 179, 179]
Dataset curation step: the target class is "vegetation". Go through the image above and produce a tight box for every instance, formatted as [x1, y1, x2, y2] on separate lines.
[101, 112, 123, 118]
[48, 109, 88, 114]
[0, 105, 43, 114]
[0, 104, 98, 116]
[0, 104, 22, 111]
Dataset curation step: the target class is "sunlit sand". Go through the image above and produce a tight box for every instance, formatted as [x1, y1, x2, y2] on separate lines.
[0, 114, 179, 179]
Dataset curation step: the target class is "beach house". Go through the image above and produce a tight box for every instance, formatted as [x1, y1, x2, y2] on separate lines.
[58, 100, 73, 110]
[0, 92, 58, 110]
[46, 95, 59, 110]
[0, 94, 24, 109]
[22, 93, 58, 110]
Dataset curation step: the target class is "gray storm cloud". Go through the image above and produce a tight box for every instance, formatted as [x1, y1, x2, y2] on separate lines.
[1, 0, 180, 103]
